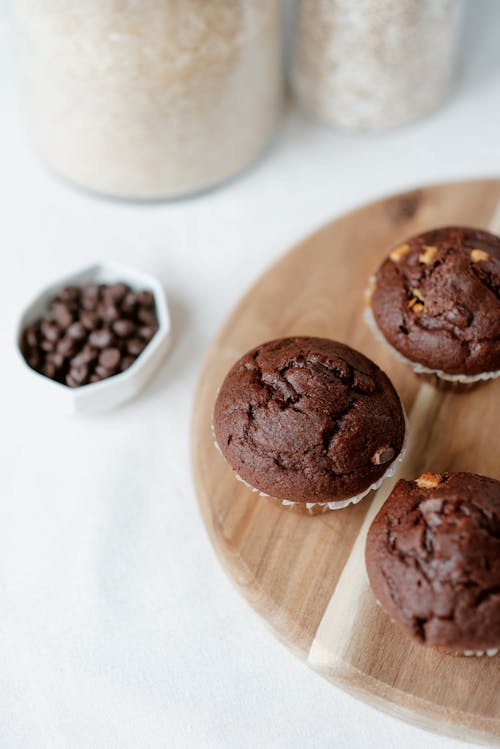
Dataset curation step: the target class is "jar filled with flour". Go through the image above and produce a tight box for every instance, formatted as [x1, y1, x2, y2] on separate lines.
[15, 1, 282, 199]
[292, 0, 464, 131]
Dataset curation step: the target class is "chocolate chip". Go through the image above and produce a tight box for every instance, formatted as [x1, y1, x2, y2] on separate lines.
[58, 286, 80, 304]
[70, 346, 97, 368]
[104, 282, 129, 305]
[127, 338, 145, 356]
[138, 325, 157, 341]
[43, 360, 58, 379]
[137, 307, 157, 326]
[68, 364, 89, 385]
[26, 350, 41, 369]
[98, 347, 121, 370]
[56, 336, 77, 357]
[52, 302, 75, 328]
[83, 345, 98, 361]
[113, 319, 135, 338]
[135, 290, 155, 308]
[120, 355, 135, 372]
[94, 364, 113, 378]
[65, 374, 79, 388]
[82, 283, 100, 300]
[101, 305, 119, 324]
[40, 339, 56, 353]
[25, 324, 40, 348]
[88, 329, 113, 348]
[121, 292, 137, 315]
[47, 352, 65, 369]
[371, 447, 395, 465]
[81, 284, 101, 311]
[80, 311, 99, 330]
[67, 321, 87, 341]
[81, 297, 99, 312]
[40, 320, 60, 343]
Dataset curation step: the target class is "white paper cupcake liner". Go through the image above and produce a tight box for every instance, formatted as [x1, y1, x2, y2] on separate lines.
[463, 648, 498, 657]
[212, 413, 409, 511]
[364, 302, 500, 384]
[211, 421, 222, 455]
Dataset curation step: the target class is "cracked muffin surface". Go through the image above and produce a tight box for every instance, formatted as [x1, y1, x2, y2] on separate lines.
[370, 226, 500, 375]
[366, 472, 500, 651]
[213, 337, 405, 502]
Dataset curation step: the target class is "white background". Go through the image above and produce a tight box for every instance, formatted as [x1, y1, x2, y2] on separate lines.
[1, 1, 499, 747]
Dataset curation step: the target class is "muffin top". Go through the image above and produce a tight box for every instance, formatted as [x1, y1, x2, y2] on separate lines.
[213, 337, 405, 502]
[370, 226, 500, 376]
[366, 472, 500, 651]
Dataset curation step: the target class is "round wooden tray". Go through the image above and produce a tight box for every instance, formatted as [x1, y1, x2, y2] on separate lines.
[191, 179, 500, 745]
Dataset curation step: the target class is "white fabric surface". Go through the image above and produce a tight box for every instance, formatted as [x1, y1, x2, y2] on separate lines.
[1, 2, 499, 747]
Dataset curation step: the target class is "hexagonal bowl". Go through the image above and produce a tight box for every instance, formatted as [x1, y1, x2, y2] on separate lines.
[15, 261, 171, 414]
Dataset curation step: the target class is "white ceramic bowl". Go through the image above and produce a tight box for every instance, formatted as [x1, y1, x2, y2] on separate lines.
[15, 262, 171, 414]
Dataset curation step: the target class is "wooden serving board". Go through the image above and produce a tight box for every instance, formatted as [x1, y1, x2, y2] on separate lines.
[191, 179, 500, 745]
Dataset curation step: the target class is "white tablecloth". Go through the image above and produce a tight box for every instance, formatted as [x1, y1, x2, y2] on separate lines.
[1, 3, 498, 747]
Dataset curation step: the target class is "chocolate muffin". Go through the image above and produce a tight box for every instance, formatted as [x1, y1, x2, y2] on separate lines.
[213, 337, 406, 509]
[368, 226, 500, 380]
[366, 472, 500, 655]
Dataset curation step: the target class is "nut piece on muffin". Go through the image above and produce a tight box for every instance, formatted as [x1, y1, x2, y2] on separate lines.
[213, 337, 406, 512]
[365, 472, 500, 656]
[367, 226, 500, 383]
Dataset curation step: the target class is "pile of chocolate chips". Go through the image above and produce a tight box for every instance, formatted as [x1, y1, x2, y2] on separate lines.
[21, 283, 158, 387]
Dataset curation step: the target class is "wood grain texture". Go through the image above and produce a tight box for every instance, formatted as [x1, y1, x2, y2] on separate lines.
[191, 180, 500, 745]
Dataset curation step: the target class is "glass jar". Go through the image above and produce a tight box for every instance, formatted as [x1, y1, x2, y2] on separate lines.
[15, 1, 282, 199]
[292, 0, 464, 131]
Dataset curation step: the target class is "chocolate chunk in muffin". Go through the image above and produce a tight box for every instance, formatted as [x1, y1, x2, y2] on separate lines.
[213, 337, 405, 504]
[370, 226, 500, 376]
[365, 472, 500, 653]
